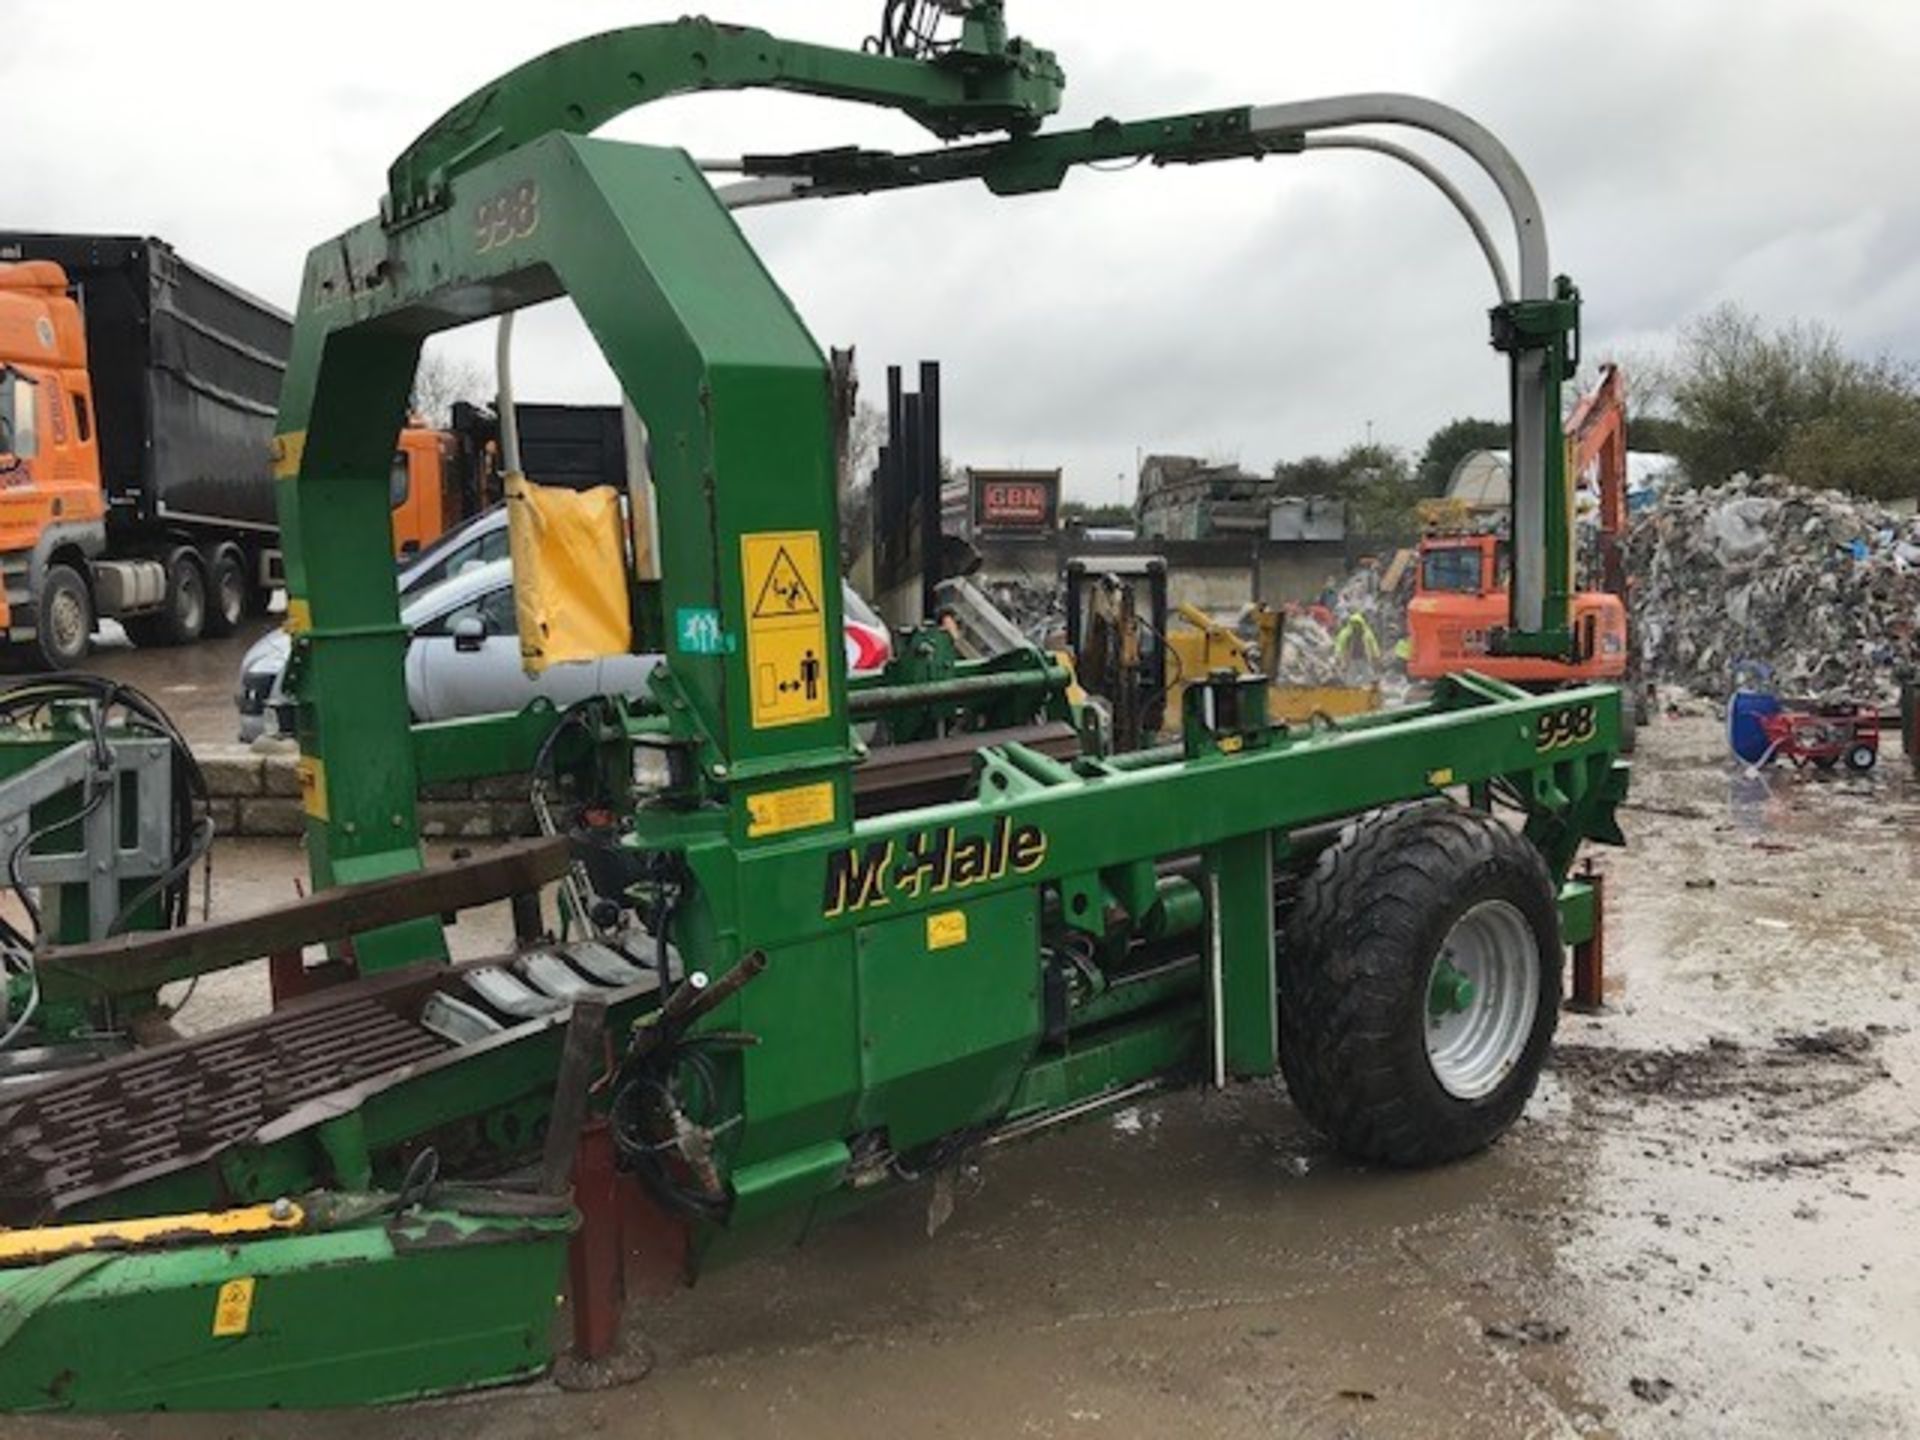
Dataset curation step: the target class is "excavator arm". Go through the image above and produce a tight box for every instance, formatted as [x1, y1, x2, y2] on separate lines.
[1567, 361, 1629, 539]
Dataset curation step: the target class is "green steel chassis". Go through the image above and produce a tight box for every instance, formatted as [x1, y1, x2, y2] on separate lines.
[0, 9, 1626, 1411]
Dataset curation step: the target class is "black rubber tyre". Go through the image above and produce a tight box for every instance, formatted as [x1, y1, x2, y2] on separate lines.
[1278, 800, 1562, 1167]
[126, 552, 207, 648]
[1845, 743, 1877, 773]
[1617, 695, 1638, 755]
[34, 563, 94, 669]
[1812, 754, 1839, 772]
[203, 547, 248, 638]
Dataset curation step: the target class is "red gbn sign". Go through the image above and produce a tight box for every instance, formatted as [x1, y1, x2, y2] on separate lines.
[976, 474, 1056, 528]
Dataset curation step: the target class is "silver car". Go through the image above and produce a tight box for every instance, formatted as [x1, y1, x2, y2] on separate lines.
[237, 558, 659, 738]
[237, 537, 893, 739]
[237, 506, 513, 739]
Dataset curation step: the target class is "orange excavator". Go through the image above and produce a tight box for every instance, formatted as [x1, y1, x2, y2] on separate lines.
[1407, 363, 1630, 690]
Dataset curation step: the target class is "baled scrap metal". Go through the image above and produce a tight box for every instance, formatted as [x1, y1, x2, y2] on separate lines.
[1627, 474, 1920, 700]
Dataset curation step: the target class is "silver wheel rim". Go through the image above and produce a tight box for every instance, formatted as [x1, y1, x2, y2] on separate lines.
[1424, 898, 1539, 1100]
[179, 574, 204, 632]
[219, 569, 245, 623]
[47, 588, 86, 657]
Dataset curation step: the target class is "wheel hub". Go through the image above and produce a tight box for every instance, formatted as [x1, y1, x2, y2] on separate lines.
[1423, 899, 1540, 1101]
[48, 591, 84, 652]
[1428, 960, 1477, 1017]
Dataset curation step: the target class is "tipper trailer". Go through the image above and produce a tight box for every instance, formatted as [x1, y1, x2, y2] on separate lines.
[0, 233, 463, 665]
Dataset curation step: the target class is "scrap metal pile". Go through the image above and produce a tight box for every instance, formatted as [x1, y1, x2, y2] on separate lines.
[979, 577, 1067, 647]
[1329, 562, 1410, 644]
[1627, 473, 1920, 700]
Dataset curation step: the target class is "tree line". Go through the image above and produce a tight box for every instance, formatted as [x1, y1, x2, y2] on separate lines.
[1260, 302, 1920, 541]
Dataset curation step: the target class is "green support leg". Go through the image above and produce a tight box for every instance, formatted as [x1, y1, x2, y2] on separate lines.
[276, 327, 442, 970]
[1208, 830, 1278, 1082]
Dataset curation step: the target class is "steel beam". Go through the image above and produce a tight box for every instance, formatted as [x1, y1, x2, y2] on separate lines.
[35, 838, 569, 1002]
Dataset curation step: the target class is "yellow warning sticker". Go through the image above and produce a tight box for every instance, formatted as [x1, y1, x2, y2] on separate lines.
[212, 1277, 256, 1337]
[927, 910, 969, 951]
[270, 430, 305, 480]
[284, 597, 311, 635]
[746, 781, 837, 839]
[297, 756, 328, 822]
[742, 530, 832, 729]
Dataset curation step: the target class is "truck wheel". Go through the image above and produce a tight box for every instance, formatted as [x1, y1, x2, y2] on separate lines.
[126, 552, 207, 647]
[1279, 800, 1561, 1167]
[35, 564, 94, 670]
[203, 547, 248, 638]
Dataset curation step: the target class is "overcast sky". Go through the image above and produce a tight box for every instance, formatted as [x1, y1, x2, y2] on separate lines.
[9, 2, 1920, 500]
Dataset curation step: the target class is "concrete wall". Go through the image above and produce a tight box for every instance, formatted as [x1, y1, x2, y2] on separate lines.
[971, 533, 1354, 612]
[197, 745, 534, 840]
[1166, 565, 1254, 611]
[1257, 546, 1349, 606]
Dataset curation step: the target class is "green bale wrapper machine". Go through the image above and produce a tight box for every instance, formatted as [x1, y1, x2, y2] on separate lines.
[0, 5, 1623, 1411]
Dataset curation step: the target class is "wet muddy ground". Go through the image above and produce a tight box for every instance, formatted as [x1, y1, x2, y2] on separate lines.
[0, 616, 281, 750]
[16, 711, 1920, 1439]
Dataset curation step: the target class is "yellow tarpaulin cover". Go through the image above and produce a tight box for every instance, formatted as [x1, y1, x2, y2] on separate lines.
[504, 471, 632, 674]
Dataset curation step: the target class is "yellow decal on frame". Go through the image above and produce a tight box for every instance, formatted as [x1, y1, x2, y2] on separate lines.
[296, 756, 328, 821]
[741, 531, 832, 729]
[746, 781, 837, 839]
[926, 910, 968, 950]
[212, 1277, 256, 1337]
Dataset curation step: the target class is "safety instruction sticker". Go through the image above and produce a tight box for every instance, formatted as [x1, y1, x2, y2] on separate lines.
[926, 910, 969, 951]
[212, 1277, 256, 1337]
[676, 607, 736, 656]
[741, 531, 831, 728]
[746, 781, 837, 839]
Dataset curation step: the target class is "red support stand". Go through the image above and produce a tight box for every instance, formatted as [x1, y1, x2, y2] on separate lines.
[552, 1118, 688, 1389]
[618, 1164, 691, 1300]
[567, 1118, 626, 1363]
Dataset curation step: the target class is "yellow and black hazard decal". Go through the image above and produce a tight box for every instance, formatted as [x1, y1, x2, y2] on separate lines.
[741, 531, 832, 729]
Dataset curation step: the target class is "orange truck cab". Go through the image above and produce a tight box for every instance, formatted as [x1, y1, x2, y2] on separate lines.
[0, 261, 107, 662]
[1405, 531, 1627, 684]
[390, 426, 462, 558]
[0, 234, 466, 667]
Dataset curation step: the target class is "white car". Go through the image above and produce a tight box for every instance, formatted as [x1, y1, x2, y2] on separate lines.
[238, 506, 513, 738]
[237, 552, 893, 739]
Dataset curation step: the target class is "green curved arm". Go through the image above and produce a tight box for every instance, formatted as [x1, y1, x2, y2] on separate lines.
[385, 16, 1064, 222]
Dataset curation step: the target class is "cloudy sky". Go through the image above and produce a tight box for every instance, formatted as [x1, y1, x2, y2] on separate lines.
[8, 2, 1919, 500]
